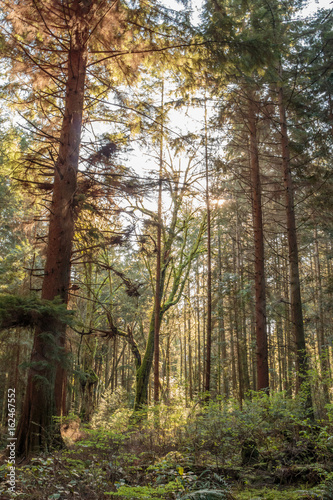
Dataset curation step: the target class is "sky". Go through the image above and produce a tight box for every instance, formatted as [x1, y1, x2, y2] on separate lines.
[166, 0, 333, 22]
[302, 0, 333, 14]
[125, 0, 333, 210]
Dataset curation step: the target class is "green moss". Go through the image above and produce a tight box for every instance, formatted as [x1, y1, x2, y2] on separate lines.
[233, 486, 318, 500]
[105, 481, 179, 499]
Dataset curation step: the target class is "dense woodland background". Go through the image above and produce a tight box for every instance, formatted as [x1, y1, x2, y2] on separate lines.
[0, 0, 332, 498]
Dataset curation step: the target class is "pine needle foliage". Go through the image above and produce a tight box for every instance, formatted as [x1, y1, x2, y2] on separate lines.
[0, 293, 74, 330]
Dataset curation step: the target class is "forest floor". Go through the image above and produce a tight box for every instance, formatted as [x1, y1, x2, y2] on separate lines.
[0, 394, 333, 499]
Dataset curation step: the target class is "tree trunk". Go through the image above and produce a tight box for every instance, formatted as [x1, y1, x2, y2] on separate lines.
[204, 98, 212, 395]
[313, 225, 330, 404]
[187, 285, 193, 401]
[218, 234, 229, 397]
[166, 329, 171, 402]
[153, 82, 164, 404]
[278, 82, 313, 413]
[16, 10, 88, 456]
[184, 305, 188, 406]
[196, 261, 202, 393]
[248, 94, 269, 392]
[134, 313, 155, 411]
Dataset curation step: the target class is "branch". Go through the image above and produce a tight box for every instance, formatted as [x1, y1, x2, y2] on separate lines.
[162, 216, 206, 314]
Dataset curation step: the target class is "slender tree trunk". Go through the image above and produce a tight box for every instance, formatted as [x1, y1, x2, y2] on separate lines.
[229, 307, 237, 399]
[166, 329, 170, 402]
[282, 238, 293, 395]
[187, 286, 193, 401]
[248, 94, 269, 392]
[204, 98, 212, 395]
[313, 225, 330, 404]
[111, 337, 117, 392]
[250, 310, 257, 391]
[278, 82, 313, 414]
[179, 329, 183, 388]
[154, 82, 164, 403]
[134, 313, 155, 411]
[239, 237, 250, 396]
[16, 8, 88, 456]
[233, 209, 244, 405]
[274, 237, 284, 392]
[196, 261, 202, 393]
[184, 303, 188, 406]
[218, 234, 229, 397]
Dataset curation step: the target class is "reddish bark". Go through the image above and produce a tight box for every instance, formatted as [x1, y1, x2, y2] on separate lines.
[16, 3, 88, 456]
[248, 94, 269, 392]
[278, 83, 313, 413]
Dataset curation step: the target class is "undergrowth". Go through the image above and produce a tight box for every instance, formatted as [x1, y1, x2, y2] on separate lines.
[0, 391, 333, 499]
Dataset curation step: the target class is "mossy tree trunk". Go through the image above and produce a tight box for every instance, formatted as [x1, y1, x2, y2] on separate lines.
[134, 313, 156, 412]
[133, 225, 206, 412]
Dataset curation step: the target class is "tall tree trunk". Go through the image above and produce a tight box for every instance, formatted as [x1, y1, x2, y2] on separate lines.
[250, 310, 257, 391]
[248, 94, 269, 392]
[16, 8, 88, 456]
[204, 97, 212, 395]
[196, 261, 202, 393]
[313, 225, 330, 404]
[154, 82, 164, 403]
[166, 329, 170, 402]
[184, 303, 188, 406]
[232, 228, 244, 405]
[187, 285, 193, 401]
[134, 313, 155, 411]
[282, 237, 293, 395]
[278, 82, 313, 413]
[228, 307, 237, 399]
[218, 234, 229, 397]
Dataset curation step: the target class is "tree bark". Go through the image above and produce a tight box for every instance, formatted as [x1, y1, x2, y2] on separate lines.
[187, 284, 193, 401]
[154, 82, 163, 404]
[204, 97, 212, 395]
[218, 234, 229, 397]
[278, 82, 313, 413]
[248, 93, 269, 392]
[16, 4, 88, 456]
[313, 225, 330, 404]
[134, 313, 156, 412]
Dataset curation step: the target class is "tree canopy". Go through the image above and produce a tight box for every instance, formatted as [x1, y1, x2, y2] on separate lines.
[0, 0, 332, 497]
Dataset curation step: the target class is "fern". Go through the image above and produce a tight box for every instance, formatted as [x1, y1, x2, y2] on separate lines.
[297, 480, 333, 499]
[321, 479, 333, 500]
[195, 471, 229, 490]
[178, 490, 230, 500]
[177, 471, 232, 500]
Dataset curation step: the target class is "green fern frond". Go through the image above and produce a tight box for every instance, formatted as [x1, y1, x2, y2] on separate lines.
[179, 489, 230, 500]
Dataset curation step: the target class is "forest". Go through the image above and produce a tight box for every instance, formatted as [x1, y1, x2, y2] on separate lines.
[0, 0, 332, 498]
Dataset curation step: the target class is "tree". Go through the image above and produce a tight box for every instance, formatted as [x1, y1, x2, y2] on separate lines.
[204, 93, 213, 395]
[267, 0, 314, 407]
[154, 81, 164, 404]
[248, 89, 269, 391]
[13, 0, 95, 455]
[133, 153, 205, 410]
[277, 78, 313, 409]
[199, 0, 274, 396]
[0, 0, 188, 456]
